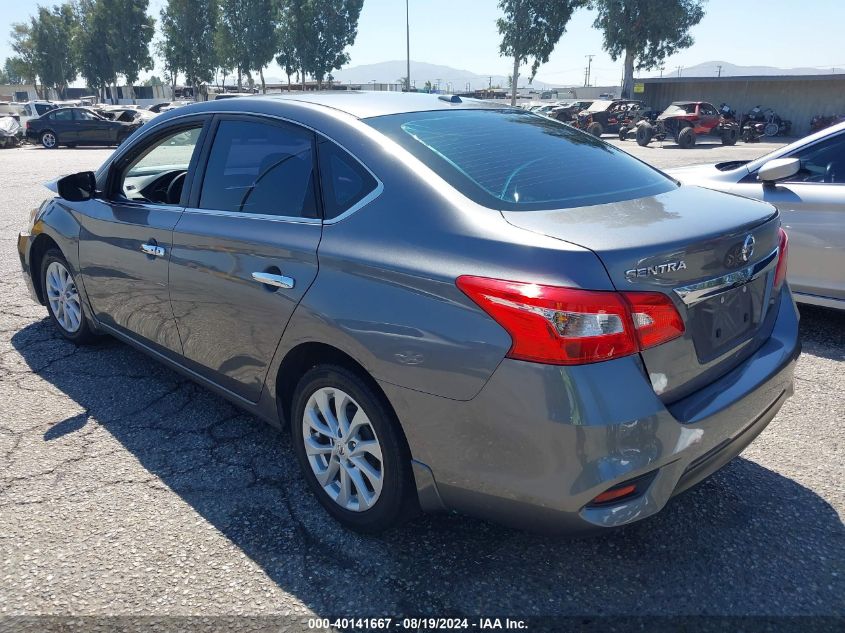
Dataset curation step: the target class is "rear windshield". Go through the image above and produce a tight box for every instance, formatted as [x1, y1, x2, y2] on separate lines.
[663, 103, 697, 115]
[366, 109, 674, 211]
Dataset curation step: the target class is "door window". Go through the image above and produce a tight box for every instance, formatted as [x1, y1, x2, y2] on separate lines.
[786, 133, 845, 183]
[318, 139, 378, 220]
[49, 109, 73, 121]
[74, 109, 102, 121]
[700, 103, 717, 116]
[117, 126, 203, 205]
[199, 119, 318, 218]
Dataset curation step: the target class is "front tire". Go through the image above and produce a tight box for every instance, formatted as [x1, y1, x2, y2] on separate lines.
[41, 249, 96, 344]
[40, 130, 58, 149]
[677, 126, 696, 149]
[721, 126, 738, 146]
[636, 123, 653, 146]
[291, 365, 415, 533]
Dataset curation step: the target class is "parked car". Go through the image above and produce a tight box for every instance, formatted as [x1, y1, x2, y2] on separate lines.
[17, 100, 58, 127]
[668, 120, 845, 309]
[636, 101, 740, 148]
[93, 105, 157, 124]
[0, 115, 22, 148]
[17, 94, 799, 533]
[548, 100, 593, 123]
[575, 99, 646, 136]
[25, 107, 142, 148]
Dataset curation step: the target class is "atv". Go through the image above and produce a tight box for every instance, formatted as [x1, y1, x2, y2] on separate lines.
[635, 101, 739, 149]
[574, 99, 646, 137]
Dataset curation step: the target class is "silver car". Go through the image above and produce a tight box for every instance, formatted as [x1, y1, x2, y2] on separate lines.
[669, 122, 845, 310]
[17, 94, 800, 533]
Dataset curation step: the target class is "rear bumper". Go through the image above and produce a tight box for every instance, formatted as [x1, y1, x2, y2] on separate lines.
[383, 288, 800, 533]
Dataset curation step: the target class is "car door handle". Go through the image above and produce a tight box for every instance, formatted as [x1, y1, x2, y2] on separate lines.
[140, 243, 166, 257]
[251, 272, 295, 289]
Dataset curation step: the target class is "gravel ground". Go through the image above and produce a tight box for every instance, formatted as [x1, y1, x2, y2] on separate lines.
[0, 140, 842, 630]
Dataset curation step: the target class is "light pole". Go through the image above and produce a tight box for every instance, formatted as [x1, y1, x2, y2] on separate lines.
[405, 0, 411, 91]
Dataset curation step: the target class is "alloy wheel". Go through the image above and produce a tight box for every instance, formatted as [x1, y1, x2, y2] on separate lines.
[42, 132, 56, 148]
[302, 387, 384, 512]
[45, 261, 82, 333]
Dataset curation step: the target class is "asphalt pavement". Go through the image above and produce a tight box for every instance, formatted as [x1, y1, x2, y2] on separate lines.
[0, 140, 842, 631]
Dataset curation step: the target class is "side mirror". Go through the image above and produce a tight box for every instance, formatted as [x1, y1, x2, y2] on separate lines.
[56, 171, 97, 202]
[757, 158, 800, 185]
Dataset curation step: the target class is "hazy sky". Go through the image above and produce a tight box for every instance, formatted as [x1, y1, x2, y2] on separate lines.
[3, 0, 844, 86]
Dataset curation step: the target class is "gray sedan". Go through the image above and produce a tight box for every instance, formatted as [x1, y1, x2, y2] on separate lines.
[17, 94, 799, 533]
[669, 121, 845, 310]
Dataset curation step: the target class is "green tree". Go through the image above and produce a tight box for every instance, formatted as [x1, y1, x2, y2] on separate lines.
[218, 0, 252, 89]
[30, 3, 79, 99]
[9, 22, 39, 94]
[159, 0, 218, 92]
[275, 5, 298, 91]
[77, 0, 155, 103]
[3, 57, 27, 85]
[300, 0, 363, 89]
[243, 0, 279, 93]
[497, 0, 585, 106]
[142, 75, 164, 87]
[591, 0, 705, 98]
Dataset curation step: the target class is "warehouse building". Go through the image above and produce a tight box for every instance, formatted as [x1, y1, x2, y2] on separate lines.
[637, 74, 845, 136]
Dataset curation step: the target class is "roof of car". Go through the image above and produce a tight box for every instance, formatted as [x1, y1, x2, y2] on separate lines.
[196, 92, 509, 119]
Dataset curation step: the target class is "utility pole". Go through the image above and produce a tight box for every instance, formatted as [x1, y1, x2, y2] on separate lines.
[405, 0, 411, 91]
[716, 64, 722, 77]
[584, 54, 594, 87]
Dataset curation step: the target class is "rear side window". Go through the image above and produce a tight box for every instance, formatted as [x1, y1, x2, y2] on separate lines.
[199, 119, 318, 218]
[50, 109, 73, 121]
[318, 139, 378, 219]
[366, 109, 674, 211]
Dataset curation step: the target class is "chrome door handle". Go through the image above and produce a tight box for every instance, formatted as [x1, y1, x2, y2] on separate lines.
[140, 243, 165, 257]
[252, 272, 295, 289]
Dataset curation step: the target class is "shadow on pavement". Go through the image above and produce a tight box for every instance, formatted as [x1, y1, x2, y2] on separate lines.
[9, 306, 844, 617]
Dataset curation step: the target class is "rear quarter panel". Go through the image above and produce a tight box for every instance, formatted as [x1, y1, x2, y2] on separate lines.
[271, 110, 615, 401]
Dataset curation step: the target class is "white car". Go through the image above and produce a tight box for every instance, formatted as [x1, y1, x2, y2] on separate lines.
[668, 122, 845, 310]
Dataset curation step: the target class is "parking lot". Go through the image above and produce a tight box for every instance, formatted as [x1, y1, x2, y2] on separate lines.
[0, 140, 843, 626]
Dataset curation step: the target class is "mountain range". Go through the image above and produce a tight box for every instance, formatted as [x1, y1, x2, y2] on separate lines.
[649, 61, 837, 79]
[264, 60, 837, 89]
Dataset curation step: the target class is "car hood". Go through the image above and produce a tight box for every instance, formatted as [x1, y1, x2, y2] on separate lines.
[665, 162, 748, 185]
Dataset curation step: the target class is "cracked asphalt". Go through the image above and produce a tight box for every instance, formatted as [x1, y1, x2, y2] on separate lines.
[0, 142, 843, 628]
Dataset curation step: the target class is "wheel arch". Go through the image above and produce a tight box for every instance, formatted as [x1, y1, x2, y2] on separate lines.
[28, 233, 62, 304]
[275, 341, 397, 433]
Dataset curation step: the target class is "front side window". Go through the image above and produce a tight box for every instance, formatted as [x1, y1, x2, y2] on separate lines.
[199, 119, 318, 218]
[367, 109, 674, 211]
[318, 139, 378, 219]
[118, 126, 203, 205]
[787, 133, 845, 184]
[74, 109, 102, 121]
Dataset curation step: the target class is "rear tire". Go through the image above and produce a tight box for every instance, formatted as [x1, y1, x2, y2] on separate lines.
[40, 130, 57, 149]
[677, 126, 696, 149]
[41, 249, 96, 344]
[636, 123, 653, 146]
[764, 122, 779, 137]
[720, 127, 738, 146]
[586, 122, 603, 137]
[291, 365, 415, 533]
[618, 126, 629, 141]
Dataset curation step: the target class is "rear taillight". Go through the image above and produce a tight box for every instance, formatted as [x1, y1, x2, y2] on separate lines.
[774, 227, 789, 288]
[26, 121, 31, 129]
[456, 276, 684, 366]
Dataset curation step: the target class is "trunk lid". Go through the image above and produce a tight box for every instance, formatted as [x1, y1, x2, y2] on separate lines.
[502, 185, 783, 402]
